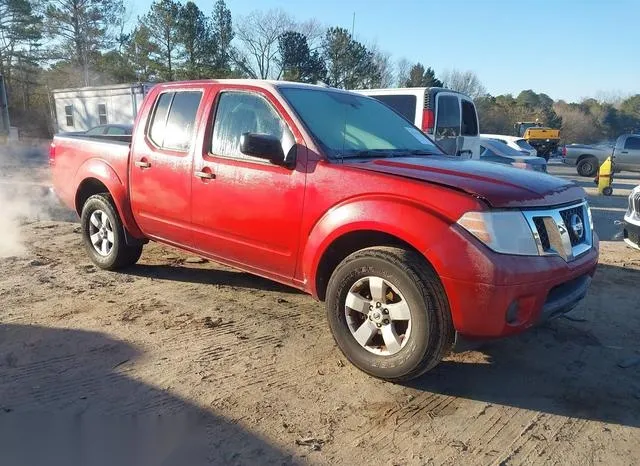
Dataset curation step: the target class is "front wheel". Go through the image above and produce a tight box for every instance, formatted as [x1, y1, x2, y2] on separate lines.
[325, 247, 454, 382]
[80, 193, 143, 270]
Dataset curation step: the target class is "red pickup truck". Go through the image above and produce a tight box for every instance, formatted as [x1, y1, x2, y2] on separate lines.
[50, 80, 599, 381]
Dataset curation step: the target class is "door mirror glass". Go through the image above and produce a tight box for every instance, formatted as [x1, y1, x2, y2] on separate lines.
[240, 132, 288, 166]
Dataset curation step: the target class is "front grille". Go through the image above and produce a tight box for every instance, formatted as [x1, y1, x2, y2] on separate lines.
[523, 201, 592, 262]
[559, 206, 586, 246]
[533, 217, 550, 249]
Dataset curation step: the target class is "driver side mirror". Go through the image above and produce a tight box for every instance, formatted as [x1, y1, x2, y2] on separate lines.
[240, 132, 293, 168]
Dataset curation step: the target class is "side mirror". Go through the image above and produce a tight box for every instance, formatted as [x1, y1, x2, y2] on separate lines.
[240, 132, 291, 167]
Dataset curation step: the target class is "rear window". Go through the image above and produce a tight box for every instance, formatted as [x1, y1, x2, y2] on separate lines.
[461, 100, 478, 136]
[370, 94, 417, 123]
[624, 137, 640, 150]
[148, 91, 203, 151]
[515, 139, 534, 150]
[435, 95, 460, 137]
[163, 92, 202, 151]
[149, 93, 173, 146]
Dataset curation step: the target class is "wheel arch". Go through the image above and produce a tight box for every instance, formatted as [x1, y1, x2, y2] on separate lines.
[303, 198, 456, 301]
[74, 159, 144, 238]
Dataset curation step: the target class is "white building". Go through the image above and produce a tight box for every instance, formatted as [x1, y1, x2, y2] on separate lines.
[51, 83, 154, 133]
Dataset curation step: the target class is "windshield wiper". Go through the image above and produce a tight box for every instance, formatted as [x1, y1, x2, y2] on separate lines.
[338, 149, 396, 159]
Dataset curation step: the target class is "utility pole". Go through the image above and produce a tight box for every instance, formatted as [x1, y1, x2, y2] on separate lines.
[351, 12, 355, 36]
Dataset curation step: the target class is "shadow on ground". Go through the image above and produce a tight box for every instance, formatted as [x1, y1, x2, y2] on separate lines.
[125, 263, 301, 294]
[408, 263, 640, 428]
[0, 324, 298, 466]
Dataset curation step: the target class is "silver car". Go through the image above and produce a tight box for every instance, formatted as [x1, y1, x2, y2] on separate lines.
[623, 185, 640, 250]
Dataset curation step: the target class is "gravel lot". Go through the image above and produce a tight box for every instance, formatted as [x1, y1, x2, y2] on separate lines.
[1, 152, 639, 465]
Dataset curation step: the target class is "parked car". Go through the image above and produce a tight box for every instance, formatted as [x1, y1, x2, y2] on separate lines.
[58, 124, 133, 138]
[481, 133, 538, 157]
[479, 137, 547, 172]
[354, 87, 481, 159]
[84, 124, 133, 136]
[564, 135, 640, 177]
[50, 79, 598, 382]
[623, 185, 640, 250]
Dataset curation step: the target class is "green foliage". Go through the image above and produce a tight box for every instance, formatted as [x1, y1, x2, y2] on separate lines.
[44, 0, 123, 84]
[321, 27, 379, 89]
[210, 0, 234, 76]
[144, 0, 182, 81]
[177, 1, 212, 79]
[278, 31, 325, 83]
[404, 63, 442, 88]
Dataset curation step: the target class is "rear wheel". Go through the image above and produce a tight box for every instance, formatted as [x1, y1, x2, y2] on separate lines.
[603, 186, 613, 196]
[80, 193, 143, 270]
[577, 157, 598, 177]
[325, 247, 453, 382]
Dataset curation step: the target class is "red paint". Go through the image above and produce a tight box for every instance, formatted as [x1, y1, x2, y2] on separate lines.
[50, 80, 599, 340]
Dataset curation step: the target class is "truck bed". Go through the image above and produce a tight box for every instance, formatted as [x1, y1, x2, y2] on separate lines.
[51, 134, 132, 214]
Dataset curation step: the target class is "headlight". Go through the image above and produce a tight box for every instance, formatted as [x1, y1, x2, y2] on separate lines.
[586, 204, 594, 230]
[457, 211, 539, 255]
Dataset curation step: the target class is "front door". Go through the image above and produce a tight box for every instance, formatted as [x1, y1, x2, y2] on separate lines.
[129, 90, 204, 245]
[617, 136, 640, 172]
[190, 89, 306, 280]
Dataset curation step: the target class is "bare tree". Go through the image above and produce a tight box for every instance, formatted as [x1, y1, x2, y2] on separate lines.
[296, 18, 324, 50]
[367, 45, 394, 88]
[439, 68, 487, 98]
[395, 58, 410, 88]
[235, 8, 293, 79]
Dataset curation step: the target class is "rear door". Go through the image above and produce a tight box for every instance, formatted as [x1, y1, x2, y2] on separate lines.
[190, 87, 306, 280]
[460, 97, 480, 158]
[129, 89, 203, 245]
[617, 136, 640, 172]
[433, 92, 461, 156]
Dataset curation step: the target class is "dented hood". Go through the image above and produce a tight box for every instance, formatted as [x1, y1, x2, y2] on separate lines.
[344, 156, 586, 208]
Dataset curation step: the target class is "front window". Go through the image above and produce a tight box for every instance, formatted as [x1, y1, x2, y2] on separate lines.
[211, 92, 287, 160]
[279, 87, 441, 159]
[624, 137, 640, 150]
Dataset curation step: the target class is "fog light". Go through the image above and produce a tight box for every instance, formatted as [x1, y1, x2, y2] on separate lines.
[506, 301, 519, 324]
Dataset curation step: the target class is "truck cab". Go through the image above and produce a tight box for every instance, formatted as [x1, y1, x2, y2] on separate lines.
[353, 87, 480, 159]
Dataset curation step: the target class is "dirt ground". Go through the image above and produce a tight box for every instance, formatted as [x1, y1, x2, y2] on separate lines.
[1, 151, 639, 465]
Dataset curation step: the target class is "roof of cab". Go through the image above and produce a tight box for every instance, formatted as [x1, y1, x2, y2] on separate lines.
[153, 79, 356, 94]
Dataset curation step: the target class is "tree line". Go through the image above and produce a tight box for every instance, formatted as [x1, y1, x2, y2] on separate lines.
[1, 0, 639, 141]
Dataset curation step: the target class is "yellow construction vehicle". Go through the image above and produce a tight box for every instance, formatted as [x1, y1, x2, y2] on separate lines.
[514, 120, 561, 161]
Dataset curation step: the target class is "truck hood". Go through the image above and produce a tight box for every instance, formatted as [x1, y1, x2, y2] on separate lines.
[344, 156, 586, 208]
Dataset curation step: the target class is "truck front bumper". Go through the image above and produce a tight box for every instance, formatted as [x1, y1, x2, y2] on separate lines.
[623, 220, 640, 250]
[439, 233, 599, 339]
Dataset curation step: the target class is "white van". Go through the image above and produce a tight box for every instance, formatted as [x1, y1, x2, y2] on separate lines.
[354, 87, 481, 159]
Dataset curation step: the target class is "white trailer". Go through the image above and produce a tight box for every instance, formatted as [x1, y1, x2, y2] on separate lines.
[51, 83, 154, 133]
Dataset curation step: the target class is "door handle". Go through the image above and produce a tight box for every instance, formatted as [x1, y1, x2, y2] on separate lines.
[135, 160, 151, 168]
[194, 170, 215, 180]
[620, 151, 629, 154]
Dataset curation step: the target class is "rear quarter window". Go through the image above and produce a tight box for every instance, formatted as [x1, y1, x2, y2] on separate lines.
[370, 94, 417, 123]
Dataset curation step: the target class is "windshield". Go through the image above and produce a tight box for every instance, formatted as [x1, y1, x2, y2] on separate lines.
[515, 139, 534, 150]
[279, 87, 442, 159]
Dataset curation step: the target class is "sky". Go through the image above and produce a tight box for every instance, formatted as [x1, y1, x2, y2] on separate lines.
[131, 0, 639, 103]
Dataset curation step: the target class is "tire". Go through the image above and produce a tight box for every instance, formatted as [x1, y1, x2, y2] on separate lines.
[577, 157, 598, 177]
[603, 186, 613, 196]
[80, 193, 143, 270]
[325, 246, 454, 382]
